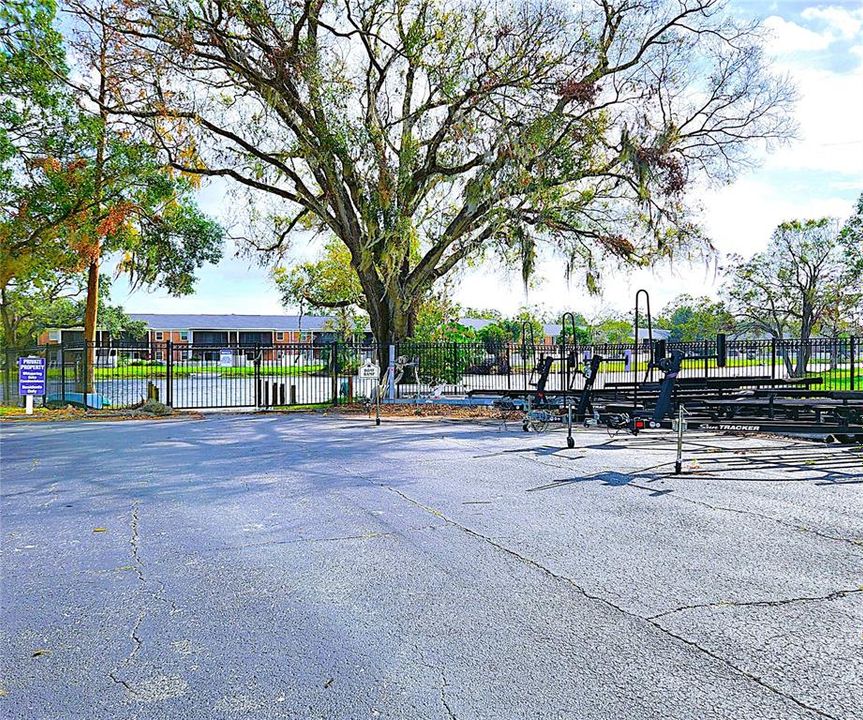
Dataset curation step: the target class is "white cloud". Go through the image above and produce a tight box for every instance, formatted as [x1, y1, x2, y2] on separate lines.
[762, 15, 834, 53]
[800, 5, 863, 41]
[700, 178, 854, 257]
[765, 64, 863, 175]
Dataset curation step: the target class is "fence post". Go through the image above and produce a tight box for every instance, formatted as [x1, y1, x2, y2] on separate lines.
[387, 344, 396, 401]
[451, 343, 457, 391]
[851, 336, 857, 391]
[254, 343, 261, 408]
[770, 338, 777, 379]
[165, 340, 174, 407]
[3, 347, 11, 407]
[331, 342, 339, 406]
[60, 338, 66, 405]
[82, 340, 88, 411]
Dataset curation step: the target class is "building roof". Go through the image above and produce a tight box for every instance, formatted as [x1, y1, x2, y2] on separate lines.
[636, 328, 671, 340]
[128, 313, 568, 338]
[129, 313, 334, 332]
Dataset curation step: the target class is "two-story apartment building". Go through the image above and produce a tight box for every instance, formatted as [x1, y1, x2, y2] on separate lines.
[38, 314, 342, 363]
[38, 313, 568, 365]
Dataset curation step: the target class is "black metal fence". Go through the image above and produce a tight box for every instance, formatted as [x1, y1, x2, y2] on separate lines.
[390, 337, 859, 397]
[2, 335, 860, 409]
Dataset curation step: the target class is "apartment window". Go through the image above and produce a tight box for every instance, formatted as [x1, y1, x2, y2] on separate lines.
[155, 350, 164, 361]
[179, 331, 189, 341]
[48, 330, 61, 343]
[276, 332, 285, 341]
[155, 331, 164, 340]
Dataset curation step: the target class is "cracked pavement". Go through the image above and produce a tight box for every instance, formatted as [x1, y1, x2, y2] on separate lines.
[1, 413, 861, 719]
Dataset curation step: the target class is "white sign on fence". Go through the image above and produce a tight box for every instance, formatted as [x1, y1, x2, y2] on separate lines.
[219, 348, 233, 367]
[358, 361, 380, 379]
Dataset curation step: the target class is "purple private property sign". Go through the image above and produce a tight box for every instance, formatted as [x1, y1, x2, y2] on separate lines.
[18, 356, 46, 396]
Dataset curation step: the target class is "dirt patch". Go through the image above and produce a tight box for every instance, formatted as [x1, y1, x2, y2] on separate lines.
[0, 406, 203, 423]
[326, 402, 522, 421]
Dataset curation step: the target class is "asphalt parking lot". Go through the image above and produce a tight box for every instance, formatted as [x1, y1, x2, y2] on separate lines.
[1, 413, 861, 719]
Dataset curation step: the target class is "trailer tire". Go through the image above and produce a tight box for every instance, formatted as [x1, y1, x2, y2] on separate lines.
[567, 436, 575, 449]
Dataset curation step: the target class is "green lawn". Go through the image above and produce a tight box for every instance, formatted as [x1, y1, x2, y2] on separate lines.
[808, 371, 857, 391]
[94, 364, 327, 379]
[510, 357, 772, 373]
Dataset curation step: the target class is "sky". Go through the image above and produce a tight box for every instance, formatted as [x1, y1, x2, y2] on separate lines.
[111, 1, 863, 321]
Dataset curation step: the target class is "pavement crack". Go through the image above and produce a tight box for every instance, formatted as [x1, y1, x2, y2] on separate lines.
[383, 485, 838, 720]
[439, 664, 456, 720]
[108, 501, 179, 694]
[413, 643, 456, 720]
[648, 588, 863, 620]
[107, 610, 145, 697]
[130, 501, 145, 585]
[649, 490, 863, 547]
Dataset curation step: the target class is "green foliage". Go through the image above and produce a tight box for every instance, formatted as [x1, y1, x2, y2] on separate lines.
[0, 269, 144, 349]
[273, 239, 365, 337]
[556, 313, 591, 345]
[1, 1, 223, 352]
[1, 0, 86, 291]
[476, 323, 509, 352]
[400, 340, 485, 385]
[724, 210, 863, 374]
[656, 294, 735, 342]
[503, 308, 546, 345]
[0, 0, 68, 169]
[412, 292, 463, 342]
[591, 315, 633, 344]
[49, 276, 146, 338]
[724, 213, 863, 342]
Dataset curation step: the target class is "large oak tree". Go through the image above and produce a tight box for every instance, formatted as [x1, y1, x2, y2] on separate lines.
[86, 0, 793, 364]
[724, 206, 863, 376]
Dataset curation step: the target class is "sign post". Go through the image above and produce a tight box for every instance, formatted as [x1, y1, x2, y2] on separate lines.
[18, 356, 46, 415]
[357, 359, 381, 425]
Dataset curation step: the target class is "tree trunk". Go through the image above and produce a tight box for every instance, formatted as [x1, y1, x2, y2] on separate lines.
[796, 311, 813, 377]
[0, 286, 15, 403]
[0, 286, 18, 351]
[365, 286, 415, 379]
[83, 259, 100, 392]
[351, 262, 411, 378]
[82, 25, 109, 396]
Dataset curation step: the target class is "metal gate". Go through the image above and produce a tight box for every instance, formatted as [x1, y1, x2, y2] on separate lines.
[3, 341, 377, 410]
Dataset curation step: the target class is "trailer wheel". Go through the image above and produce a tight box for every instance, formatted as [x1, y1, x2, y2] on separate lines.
[567, 436, 575, 449]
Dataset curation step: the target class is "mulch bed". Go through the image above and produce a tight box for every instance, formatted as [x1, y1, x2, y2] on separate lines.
[0, 407, 203, 423]
[326, 402, 523, 421]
